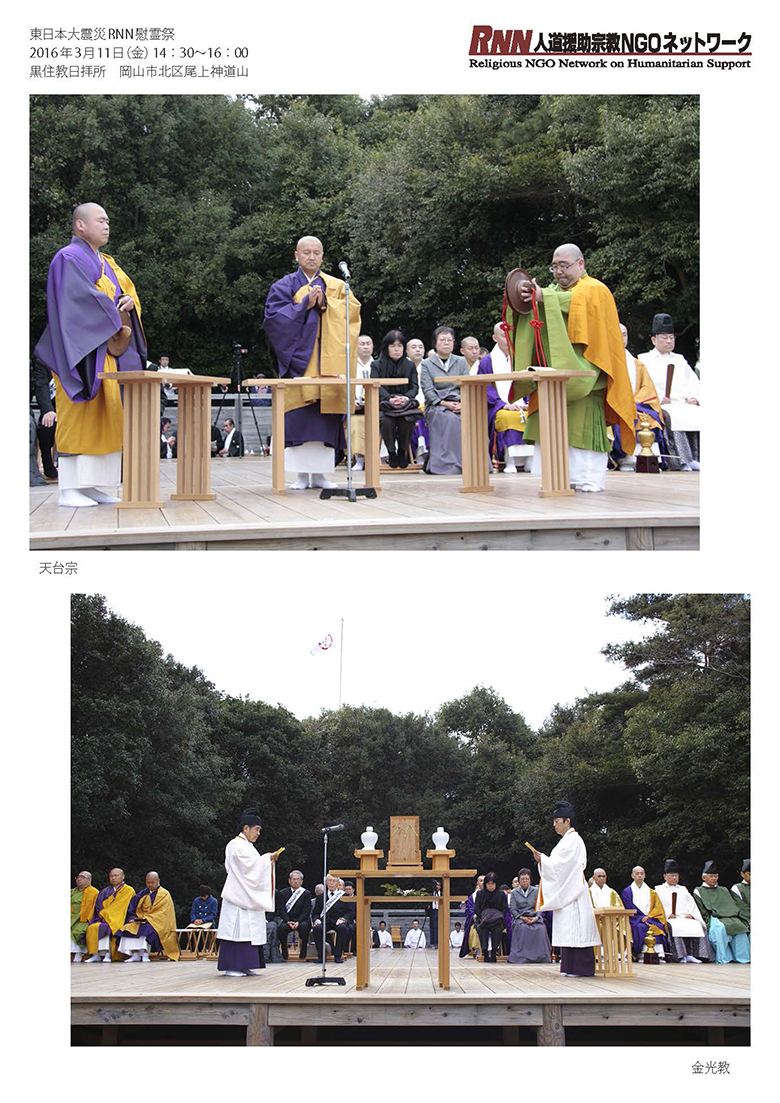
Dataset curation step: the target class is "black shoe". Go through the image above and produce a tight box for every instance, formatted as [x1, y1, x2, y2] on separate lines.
[333, 956, 343, 963]
[398, 453, 410, 468]
[387, 452, 399, 468]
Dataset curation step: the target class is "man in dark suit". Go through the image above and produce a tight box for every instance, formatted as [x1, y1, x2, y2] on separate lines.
[311, 874, 356, 963]
[276, 870, 312, 961]
[219, 418, 244, 456]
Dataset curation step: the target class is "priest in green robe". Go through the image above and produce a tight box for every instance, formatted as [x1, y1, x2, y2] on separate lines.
[731, 859, 750, 920]
[507, 244, 636, 492]
[71, 871, 99, 961]
[693, 861, 750, 963]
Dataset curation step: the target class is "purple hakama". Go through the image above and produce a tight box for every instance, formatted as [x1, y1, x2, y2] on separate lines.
[217, 940, 263, 972]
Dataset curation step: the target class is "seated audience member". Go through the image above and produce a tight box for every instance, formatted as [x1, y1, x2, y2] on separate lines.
[160, 419, 174, 458]
[114, 871, 181, 962]
[311, 874, 355, 963]
[621, 866, 670, 961]
[638, 313, 700, 471]
[370, 329, 420, 468]
[350, 334, 374, 471]
[611, 323, 664, 471]
[85, 868, 136, 963]
[731, 860, 750, 917]
[474, 871, 510, 963]
[654, 860, 712, 963]
[211, 423, 224, 455]
[508, 868, 552, 964]
[31, 356, 58, 483]
[264, 906, 283, 963]
[404, 919, 427, 949]
[449, 922, 464, 949]
[219, 418, 244, 457]
[373, 920, 394, 949]
[420, 327, 468, 474]
[71, 871, 98, 962]
[188, 884, 219, 929]
[588, 868, 623, 908]
[693, 861, 750, 964]
[406, 337, 430, 464]
[276, 870, 312, 961]
[483, 322, 533, 473]
[459, 875, 485, 958]
[459, 335, 482, 374]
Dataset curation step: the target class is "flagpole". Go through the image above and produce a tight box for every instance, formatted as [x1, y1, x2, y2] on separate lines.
[339, 618, 344, 710]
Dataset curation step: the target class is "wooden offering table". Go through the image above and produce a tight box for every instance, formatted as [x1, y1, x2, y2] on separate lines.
[434, 369, 595, 497]
[331, 847, 476, 991]
[242, 377, 407, 495]
[99, 370, 230, 508]
[593, 907, 636, 978]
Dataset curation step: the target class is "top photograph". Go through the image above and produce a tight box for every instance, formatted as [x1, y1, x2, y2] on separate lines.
[29, 93, 699, 552]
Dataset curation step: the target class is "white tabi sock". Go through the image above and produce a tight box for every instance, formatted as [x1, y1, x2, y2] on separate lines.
[102, 952, 112, 962]
[81, 487, 121, 504]
[141, 953, 151, 962]
[352, 456, 364, 471]
[85, 954, 102, 963]
[290, 473, 310, 490]
[59, 488, 97, 508]
[125, 952, 142, 962]
[310, 473, 337, 489]
[503, 451, 517, 473]
[72, 953, 83, 963]
[224, 970, 245, 977]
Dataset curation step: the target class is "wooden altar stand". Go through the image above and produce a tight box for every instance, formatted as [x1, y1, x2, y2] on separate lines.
[593, 906, 636, 977]
[331, 847, 476, 991]
[434, 369, 595, 497]
[241, 377, 407, 496]
[99, 370, 230, 508]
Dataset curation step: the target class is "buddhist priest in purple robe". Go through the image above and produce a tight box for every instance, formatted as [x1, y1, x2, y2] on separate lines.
[34, 203, 147, 509]
[263, 236, 360, 490]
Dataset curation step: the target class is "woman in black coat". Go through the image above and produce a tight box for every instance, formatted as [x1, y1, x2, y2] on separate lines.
[370, 329, 420, 467]
[474, 871, 508, 963]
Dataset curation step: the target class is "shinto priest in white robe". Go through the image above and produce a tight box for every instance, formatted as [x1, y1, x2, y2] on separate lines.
[537, 828, 600, 948]
[217, 834, 275, 946]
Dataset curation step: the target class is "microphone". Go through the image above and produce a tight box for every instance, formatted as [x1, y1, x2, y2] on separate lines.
[338, 261, 351, 280]
[322, 823, 345, 832]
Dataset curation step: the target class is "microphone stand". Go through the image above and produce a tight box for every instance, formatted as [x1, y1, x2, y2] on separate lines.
[319, 264, 377, 502]
[305, 827, 346, 986]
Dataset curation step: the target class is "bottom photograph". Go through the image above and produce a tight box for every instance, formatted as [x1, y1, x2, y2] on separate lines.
[69, 592, 750, 1047]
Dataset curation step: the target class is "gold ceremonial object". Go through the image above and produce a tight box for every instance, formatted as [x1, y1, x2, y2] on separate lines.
[637, 416, 656, 456]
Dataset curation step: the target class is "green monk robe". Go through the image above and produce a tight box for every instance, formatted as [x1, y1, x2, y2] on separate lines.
[731, 882, 751, 922]
[509, 285, 609, 453]
[71, 885, 98, 943]
[693, 884, 750, 936]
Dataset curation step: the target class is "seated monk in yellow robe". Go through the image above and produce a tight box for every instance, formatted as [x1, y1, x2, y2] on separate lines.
[85, 868, 136, 962]
[114, 871, 180, 962]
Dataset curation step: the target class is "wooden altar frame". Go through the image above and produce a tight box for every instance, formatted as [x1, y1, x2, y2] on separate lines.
[241, 377, 408, 495]
[433, 369, 596, 497]
[99, 370, 230, 507]
[593, 906, 636, 977]
[331, 848, 476, 991]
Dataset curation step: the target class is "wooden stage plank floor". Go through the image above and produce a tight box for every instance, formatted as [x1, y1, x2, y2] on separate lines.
[71, 953, 748, 1046]
[32, 460, 699, 551]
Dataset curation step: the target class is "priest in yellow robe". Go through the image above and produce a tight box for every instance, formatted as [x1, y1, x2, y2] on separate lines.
[114, 871, 181, 962]
[85, 868, 136, 962]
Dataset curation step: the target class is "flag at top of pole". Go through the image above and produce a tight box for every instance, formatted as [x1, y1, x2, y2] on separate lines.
[309, 633, 334, 657]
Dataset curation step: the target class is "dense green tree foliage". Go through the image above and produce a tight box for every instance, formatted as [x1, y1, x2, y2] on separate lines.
[32, 93, 699, 374]
[72, 593, 743, 923]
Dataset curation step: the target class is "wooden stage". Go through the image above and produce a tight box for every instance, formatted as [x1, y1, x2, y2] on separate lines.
[32, 459, 699, 551]
[71, 953, 748, 1046]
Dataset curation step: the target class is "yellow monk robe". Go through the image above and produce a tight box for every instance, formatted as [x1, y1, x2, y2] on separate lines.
[54, 253, 143, 456]
[120, 887, 181, 961]
[513, 275, 637, 455]
[632, 357, 664, 425]
[284, 273, 360, 417]
[85, 882, 136, 959]
[71, 884, 99, 943]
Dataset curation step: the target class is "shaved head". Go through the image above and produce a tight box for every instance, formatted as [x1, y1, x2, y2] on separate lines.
[73, 203, 110, 251]
[551, 243, 585, 289]
[296, 235, 322, 251]
[294, 236, 324, 277]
